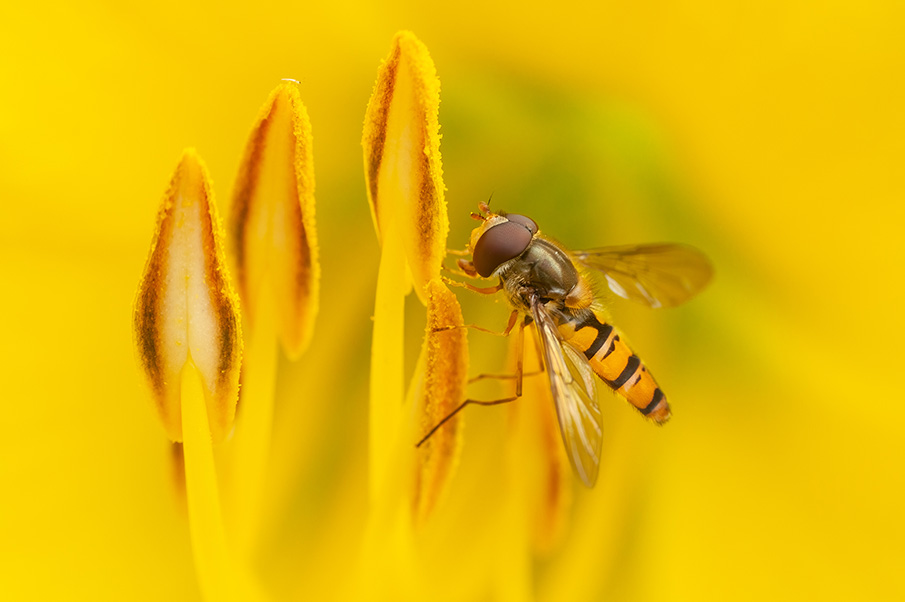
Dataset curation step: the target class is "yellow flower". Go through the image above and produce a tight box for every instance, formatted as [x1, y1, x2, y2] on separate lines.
[5, 7, 905, 602]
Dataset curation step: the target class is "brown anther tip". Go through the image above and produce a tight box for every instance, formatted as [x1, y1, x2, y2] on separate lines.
[134, 150, 242, 442]
[230, 83, 320, 358]
[362, 30, 448, 305]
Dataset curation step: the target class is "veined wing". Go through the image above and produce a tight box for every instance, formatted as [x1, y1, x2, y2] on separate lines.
[531, 297, 603, 487]
[573, 243, 713, 309]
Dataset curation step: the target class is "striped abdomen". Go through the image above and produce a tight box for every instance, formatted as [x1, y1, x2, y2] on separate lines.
[558, 310, 671, 423]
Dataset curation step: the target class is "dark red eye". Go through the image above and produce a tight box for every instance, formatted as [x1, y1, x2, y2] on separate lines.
[473, 221, 534, 277]
[502, 213, 538, 235]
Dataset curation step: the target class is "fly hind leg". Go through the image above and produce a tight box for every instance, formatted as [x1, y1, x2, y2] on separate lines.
[417, 318, 531, 446]
[415, 395, 519, 447]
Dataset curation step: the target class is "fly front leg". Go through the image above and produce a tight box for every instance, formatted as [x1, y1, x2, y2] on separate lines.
[441, 251, 482, 279]
[441, 275, 502, 296]
[456, 258, 479, 278]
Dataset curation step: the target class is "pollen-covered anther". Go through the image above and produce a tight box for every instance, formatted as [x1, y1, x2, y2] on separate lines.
[134, 149, 242, 442]
[230, 82, 319, 359]
[412, 279, 468, 522]
[363, 30, 448, 304]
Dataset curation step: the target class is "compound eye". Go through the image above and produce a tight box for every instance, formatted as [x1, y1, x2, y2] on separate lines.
[472, 221, 533, 277]
[502, 213, 538, 235]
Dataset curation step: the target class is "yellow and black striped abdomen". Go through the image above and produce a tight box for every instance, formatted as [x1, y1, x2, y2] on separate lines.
[558, 310, 671, 423]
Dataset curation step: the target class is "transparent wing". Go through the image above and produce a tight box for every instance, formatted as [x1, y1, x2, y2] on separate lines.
[573, 243, 713, 308]
[531, 298, 603, 487]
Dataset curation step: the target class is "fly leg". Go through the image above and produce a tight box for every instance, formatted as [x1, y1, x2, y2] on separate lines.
[417, 318, 528, 447]
[513, 317, 525, 397]
[430, 308, 518, 337]
[467, 370, 542, 388]
[415, 396, 518, 448]
[442, 260, 478, 278]
[442, 313, 546, 385]
[441, 255, 481, 280]
[441, 275, 502, 295]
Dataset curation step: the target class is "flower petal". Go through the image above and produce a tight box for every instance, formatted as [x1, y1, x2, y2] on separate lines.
[412, 279, 468, 522]
[510, 332, 573, 554]
[134, 149, 243, 442]
[230, 82, 319, 358]
[531, 384, 573, 554]
[363, 30, 448, 304]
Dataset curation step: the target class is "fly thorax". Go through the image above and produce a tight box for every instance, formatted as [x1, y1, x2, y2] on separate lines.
[500, 238, 579, 305]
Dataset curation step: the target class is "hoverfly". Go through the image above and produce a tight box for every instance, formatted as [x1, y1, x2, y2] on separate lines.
[420, 201, 712, 487]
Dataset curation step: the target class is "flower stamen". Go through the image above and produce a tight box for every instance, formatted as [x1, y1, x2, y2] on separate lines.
[134, 149, 246, 601]
[227, 81, 320, 556]
[133, 149, 242, 442]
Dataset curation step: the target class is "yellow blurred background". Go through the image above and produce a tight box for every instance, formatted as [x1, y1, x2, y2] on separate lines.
[1, 1, 903, 600]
